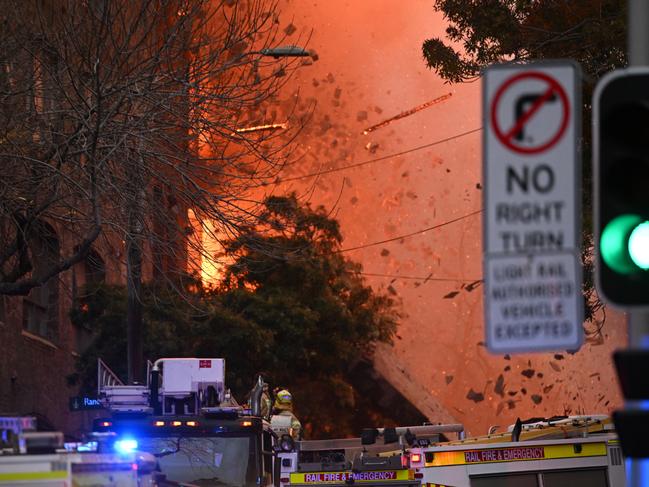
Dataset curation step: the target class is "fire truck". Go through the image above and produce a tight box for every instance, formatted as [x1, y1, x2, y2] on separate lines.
[92, 357, 442, 487]
[0, 415, 157, 486]
[405, 415, 627, 487]
[93, 357, 304, 487]
[279, 425, 463, 487]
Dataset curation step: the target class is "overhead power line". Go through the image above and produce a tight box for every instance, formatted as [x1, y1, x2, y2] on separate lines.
[335, 209, 483, 253]
[279, 127, 482, 183]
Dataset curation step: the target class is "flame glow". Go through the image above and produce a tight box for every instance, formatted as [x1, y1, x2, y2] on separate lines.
[187, 209, 227, 288]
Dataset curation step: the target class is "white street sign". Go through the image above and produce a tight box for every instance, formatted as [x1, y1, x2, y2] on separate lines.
[483, 62, 583, 353]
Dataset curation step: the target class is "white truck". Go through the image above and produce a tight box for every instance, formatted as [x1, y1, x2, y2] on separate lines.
[0, 415, 157, 486]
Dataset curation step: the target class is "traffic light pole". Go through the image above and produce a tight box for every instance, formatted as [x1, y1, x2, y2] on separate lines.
[623, 310, 649, 487]
[624, 3, 649, 485]
[628, 311, 649, 348]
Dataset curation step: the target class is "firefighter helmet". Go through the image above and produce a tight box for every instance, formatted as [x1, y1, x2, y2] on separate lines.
[274, 389, 293, 411]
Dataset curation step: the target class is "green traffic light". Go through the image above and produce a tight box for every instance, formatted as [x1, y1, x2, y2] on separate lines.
[600, 214, 645, 274]
[629, 221, 649, 270]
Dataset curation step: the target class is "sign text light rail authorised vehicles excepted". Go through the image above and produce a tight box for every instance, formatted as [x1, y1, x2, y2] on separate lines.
[483, 61, 583, 353]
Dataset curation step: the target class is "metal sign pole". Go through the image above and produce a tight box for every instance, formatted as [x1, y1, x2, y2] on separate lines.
[625, 2, 649, 484]
[629, 0, 649, 67]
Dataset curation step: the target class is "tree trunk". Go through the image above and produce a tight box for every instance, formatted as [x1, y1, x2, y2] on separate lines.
[126, 232, 143, 384]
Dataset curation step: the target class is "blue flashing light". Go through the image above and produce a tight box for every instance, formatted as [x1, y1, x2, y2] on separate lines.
[77, 441, 98, 453]
[115, 438, 138, 454]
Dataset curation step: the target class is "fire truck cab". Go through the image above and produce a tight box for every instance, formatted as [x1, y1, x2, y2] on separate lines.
[93, 357, 296, 487]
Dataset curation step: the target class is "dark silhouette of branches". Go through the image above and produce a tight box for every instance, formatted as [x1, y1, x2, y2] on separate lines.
[0, 0, 310, 296]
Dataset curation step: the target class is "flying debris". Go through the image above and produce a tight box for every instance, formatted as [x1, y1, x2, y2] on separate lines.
[365, 141, 379, 153]
[362, 93, 453, 135]
[233, 122, 288, 135]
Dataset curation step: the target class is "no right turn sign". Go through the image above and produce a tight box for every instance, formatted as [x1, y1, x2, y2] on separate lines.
[483, 61, 583, 353]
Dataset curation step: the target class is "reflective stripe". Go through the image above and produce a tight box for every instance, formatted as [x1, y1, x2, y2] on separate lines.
[426, 442, 607, 467]
[0, 470, 69, 482]
[290, 470, 412, 484]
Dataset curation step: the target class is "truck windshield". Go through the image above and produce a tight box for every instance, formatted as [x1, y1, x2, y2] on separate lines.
[138, 436, 252, 487]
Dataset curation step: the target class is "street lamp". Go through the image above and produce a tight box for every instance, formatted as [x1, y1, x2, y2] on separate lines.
[259, 45, 311, 58]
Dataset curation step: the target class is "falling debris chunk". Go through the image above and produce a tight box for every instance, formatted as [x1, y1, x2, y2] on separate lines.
[284, 23, 297, 35]
[234, 122, 287, 135]
[543, 384, 554, 394]
[365, 141, 379, 153]
[380, 248, 390, 257]
[549, 361, 562, 372]
[465, 280, 482, 292]
[362, 93, 452, 135]
[494, 374, 505, 397]
[443, 291, 460, 299]
[228, 40, 248, 56]
[531, 394, 543, 404]
[445, 375, 454, 385]
[521, 369, 535, 378]
[466, 389, 484, 403]
[554, 354, 565, 360]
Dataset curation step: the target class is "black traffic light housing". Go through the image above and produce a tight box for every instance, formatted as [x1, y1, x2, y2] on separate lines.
[594, 69, 649, 307]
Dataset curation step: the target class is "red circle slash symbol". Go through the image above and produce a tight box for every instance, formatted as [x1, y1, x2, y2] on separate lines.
[491, 71, 570, 155]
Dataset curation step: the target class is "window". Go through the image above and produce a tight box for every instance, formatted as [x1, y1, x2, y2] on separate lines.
[138, 436, 252, 487]
[84, 249, 106, 286]
[471, 473, 537, 487]
[22, 222, 59, 342]
[471, 468, 609, 487]
[543, 469, 608, 487]
[74, 248, 105, 352]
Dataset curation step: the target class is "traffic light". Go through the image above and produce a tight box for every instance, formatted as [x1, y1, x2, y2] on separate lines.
[594, 69, 649, 307]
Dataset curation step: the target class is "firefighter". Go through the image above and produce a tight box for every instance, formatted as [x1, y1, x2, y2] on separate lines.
[273, 389, 302, 439]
